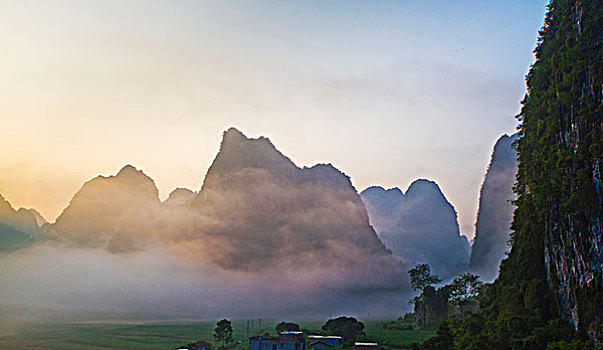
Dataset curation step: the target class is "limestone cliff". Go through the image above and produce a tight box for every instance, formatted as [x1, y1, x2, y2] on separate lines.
[361, 180, 469, 278]
[469, 133, 518, 282]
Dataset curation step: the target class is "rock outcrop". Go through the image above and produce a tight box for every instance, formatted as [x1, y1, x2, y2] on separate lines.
[361, 180, 470, 277]
[468, 133, 518, 282]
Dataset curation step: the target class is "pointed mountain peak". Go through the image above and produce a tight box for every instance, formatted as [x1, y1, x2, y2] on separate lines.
[405, 179, 455, 211]
[202, 128, 297, 185]
[220, 127, 273, 152]
[117, 164, 143, 177]
[223, 126, 247, 140]
[112, 165, 157, 190]
[494, 132, 519, 148]
[489, 133, 519, 170]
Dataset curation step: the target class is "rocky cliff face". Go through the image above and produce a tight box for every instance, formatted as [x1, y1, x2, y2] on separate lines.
[411, 3, 603, 347]
[536, 2, 602, 339]
[361, 180, 469, 277]
[469, 133, 518, 282]
[504, 0, 603, 341]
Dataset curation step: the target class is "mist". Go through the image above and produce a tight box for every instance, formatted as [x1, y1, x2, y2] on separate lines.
[0, 243, 409, 331]
[0, 129, 412, 330]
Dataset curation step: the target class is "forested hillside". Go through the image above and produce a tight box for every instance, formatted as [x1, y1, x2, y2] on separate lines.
[417, 1, 603, 348]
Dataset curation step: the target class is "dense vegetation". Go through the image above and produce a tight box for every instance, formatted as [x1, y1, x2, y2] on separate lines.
[415, 0, 603, 349]
[321, 317, 366, 343]
[407, 265, 482, 330]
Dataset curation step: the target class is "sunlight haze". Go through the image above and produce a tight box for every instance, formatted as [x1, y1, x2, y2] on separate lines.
[0, 0, 548, 237]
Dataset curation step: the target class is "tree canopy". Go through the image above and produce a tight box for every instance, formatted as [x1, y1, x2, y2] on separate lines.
[275, 322, 300, 334]
[446, 273, 483, 303]
[213, 319, 233, 348]
[321, 316, 365, 342]
[408, 264, 442, 291]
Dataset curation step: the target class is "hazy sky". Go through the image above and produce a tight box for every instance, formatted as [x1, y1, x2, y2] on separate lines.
[0, 0, 547, 237]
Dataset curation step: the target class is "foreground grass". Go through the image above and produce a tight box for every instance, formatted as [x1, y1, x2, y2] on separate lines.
[0, 320, 433, 350]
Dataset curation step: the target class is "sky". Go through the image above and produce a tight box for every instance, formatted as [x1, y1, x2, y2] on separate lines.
[0, 0, 548, 238]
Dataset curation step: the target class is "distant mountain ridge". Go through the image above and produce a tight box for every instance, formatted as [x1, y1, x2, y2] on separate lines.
[0, 194, 46, 253]
[469, 133, 518, 282]
[42, 127, 406, 295]
[46, 164, 163, 253]
[361, 179, 469, 277]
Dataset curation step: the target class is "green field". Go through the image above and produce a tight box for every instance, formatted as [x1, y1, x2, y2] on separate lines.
[0, 320, 433, 350]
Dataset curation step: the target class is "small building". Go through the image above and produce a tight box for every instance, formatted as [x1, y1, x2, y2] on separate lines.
[354, 342, 378, 350]
[307, 336, 343, 349]
[249, 332, 305, 350]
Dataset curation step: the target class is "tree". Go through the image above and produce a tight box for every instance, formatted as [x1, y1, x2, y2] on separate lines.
[408, 265, 445, 328]
[214, 319, 233, 349]
[321, 316, 365, 342]
[408, 264, 442, 291]
[414, 286, 449, 328]
[275, 322, 300, 334]
[447, 273, 483, 303]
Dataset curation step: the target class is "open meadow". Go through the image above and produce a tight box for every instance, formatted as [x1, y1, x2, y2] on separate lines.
[0, 320, 434, 350]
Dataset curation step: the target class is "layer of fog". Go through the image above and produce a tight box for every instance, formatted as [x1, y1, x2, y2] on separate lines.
[0, 243, 409, 331]
[2, 133, 413, 329]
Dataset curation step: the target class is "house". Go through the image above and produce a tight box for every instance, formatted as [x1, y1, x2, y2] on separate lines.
[354, 342, 378, 350]
[249, 332, 305, 350]
[307, 336, 343, 349]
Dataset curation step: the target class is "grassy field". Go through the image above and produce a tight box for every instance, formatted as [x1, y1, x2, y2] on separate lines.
[0, 320, 433, 350]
